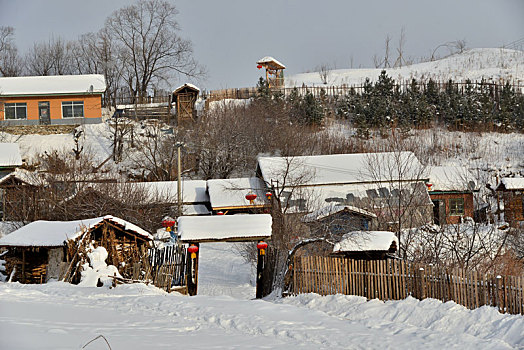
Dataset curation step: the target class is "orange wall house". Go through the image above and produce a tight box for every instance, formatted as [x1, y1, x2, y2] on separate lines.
[0, 74, 106, 126]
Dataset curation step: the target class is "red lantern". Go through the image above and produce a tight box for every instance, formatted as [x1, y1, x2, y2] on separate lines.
[425, 183, 433, 190]
[257, 241, 268, 256]
[161, 219, 176, 228]
[188, 244, 199, 259]
[265, 191, 272, 200]
[257, 64, 263, 69]
[217, 211, 225, 215]
[257, 241, 268, 250]
[245, 193, 257, 202]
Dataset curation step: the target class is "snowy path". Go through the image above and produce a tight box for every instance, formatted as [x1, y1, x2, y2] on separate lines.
[0, 243, 522, 349]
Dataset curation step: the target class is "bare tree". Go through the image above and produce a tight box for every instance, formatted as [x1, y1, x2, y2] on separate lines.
[105, 0, 204, 101]
[0, 26, 23, 77]
[25, 37, 75, 76]
[394, 27, 407, 68]
[317, 63, 332, 84]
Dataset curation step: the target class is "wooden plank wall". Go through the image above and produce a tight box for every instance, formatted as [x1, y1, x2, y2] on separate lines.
[291, 256, 524, 315]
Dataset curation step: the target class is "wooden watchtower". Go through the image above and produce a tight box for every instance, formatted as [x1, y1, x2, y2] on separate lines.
[172, 83, 200, 123]
[256, 56, 286, 88]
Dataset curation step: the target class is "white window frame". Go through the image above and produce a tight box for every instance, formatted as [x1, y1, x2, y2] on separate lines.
[4, 102, 27, 120]
[61, 101, 84, 118]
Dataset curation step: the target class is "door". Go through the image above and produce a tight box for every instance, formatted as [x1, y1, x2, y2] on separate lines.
[38, 101, 50, 125]
[432, 200, 441, 225]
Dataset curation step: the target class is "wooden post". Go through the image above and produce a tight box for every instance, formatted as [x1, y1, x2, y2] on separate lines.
[186, 243, 199, 296]
[22, 249, 26, 283]
[255, 241, 266, 299]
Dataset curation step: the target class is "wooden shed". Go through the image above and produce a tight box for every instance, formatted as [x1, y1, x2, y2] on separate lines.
[172, 83, 200, 123]
[496, 178, 524, 228]
[0, 215, 152, 284]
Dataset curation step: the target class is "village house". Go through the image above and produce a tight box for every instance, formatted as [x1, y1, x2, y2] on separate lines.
[496, 177, 524, 228]
[0, 74, 106, 126]
[426, 166, 477, 225]
[256, 152, 433, 231]
[302, 203, 377, 237]
[0, 215, 152, 284]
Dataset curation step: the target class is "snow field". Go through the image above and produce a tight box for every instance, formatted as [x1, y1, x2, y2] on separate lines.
[1, 242, 522, 349]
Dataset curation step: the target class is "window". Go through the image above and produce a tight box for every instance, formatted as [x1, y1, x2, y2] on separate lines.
[4, 103, 27, 119]
[449, 198, 465, 216]
[62, 101, 84, 118]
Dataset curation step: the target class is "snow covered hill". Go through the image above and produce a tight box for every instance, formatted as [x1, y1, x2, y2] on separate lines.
[287, 48, 524, 88]
[0, 242, 523, 349]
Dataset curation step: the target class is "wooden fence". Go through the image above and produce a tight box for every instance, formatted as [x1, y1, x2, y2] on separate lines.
[291, 256, 524, 315]
[146, 245, 187, 292]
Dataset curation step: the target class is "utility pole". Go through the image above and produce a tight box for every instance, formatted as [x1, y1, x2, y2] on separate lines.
[175, 142, 184, 216]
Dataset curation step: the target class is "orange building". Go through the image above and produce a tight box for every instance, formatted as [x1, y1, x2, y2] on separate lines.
[0, 74, 106, 125]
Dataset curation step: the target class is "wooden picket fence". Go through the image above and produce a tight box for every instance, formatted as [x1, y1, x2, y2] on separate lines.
[291, 256, 524, 315]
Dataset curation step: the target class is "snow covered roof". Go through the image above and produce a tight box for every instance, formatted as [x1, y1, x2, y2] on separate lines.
[0, 168, 38, 186]
[173, 83, 200, 94]
[302, 203, 376, 223]
[257, 56, 286, 69]
[0, 215, 152, 247]
[427, 166, 477, 192]
[0, 74, 106, 96]
[178, 214, 272, 243]
[0, 143, 22, 168]
[333, 231, 398, 253]
[131, 180, 209, 204]
[499, 177, 524, 190]
[257, 152, 426, 187]
[207, 177, 269, 210]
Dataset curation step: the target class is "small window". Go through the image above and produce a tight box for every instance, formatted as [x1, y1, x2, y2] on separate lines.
[449, 198, 465, 216]
[62, 101, 84, 118]
[4, 103, 27, 119]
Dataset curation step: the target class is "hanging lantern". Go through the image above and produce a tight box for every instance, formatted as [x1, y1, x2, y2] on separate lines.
[188, 244, 199, 259]
[257, 64, 263, 69]
[425, 183, 433, 191]
[265, 191, 272, 200]
[245, 192, 257, 204]
[217, 211, 225, 215]
[161, 219, 176, 228]
[257, 241, 268, 255]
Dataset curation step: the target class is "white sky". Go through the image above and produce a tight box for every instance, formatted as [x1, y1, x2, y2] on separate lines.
[0, 0, 523, 90]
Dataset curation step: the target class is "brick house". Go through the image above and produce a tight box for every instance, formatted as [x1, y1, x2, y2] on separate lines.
[0, 74, 106, 126]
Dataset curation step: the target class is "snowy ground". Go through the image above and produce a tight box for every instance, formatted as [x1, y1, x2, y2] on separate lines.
[287, 48, 524, 89]
[1, 242, 523, 349]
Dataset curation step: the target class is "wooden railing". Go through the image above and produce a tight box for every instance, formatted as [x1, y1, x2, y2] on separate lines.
[291, 256, 524, 315]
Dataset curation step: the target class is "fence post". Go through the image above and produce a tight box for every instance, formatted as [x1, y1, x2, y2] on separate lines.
[418, 267, 426, 300]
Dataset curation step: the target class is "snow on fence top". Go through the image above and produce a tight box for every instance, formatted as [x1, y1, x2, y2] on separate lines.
[333, 231, 398, 252]
[427, 166, 477, 192]
[499, 177, 524, 190]
[0, 74, 106, 96]
[207, 177, 269, 209]
[0, 143, 22, 168]
[0, 215, 152, 247]
[178, 214, 272, 243]
[257, 152, 425, 187]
